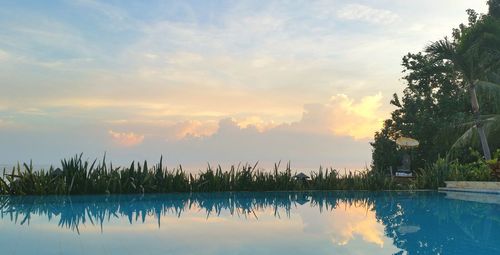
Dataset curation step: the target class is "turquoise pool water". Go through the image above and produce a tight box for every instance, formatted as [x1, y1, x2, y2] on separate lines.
[0, 191, 498, 255]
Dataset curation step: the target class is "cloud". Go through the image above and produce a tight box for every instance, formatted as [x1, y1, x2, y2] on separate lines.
[278, 93, 385, 140]
[0, 92, 383, 169]
[109, 130, 144, 147]
[166, 52, 204, 66]
[17, 108, 47, 116]
[300, 202, 387, 248]
[73, 0, 127, 22]
[153, 117, 372, 170]
[0, 49, 9, 61]
[168, 120, 218, 140]
[329, 205, 385, 247]
[0, 0, 488, 167]
[105, 92, 385, 142]
[328, 93, 385, 139]
[336, 4, 399, 24]
[235, 116, 277, 132]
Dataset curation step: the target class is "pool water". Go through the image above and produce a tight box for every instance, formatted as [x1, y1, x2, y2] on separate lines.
[0, 191, 498, 255]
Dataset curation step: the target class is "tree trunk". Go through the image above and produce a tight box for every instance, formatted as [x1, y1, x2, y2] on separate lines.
[470, 83, 492, 160]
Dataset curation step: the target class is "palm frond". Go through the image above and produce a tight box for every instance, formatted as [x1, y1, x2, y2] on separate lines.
[483, 114, 500, 134]
[449, 115, 500, 156]
[449, 125, 477, 156]
[425, 39, 456, 61]
[488, 71, 500, 83]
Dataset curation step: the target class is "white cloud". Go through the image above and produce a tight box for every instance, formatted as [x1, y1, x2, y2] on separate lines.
[336, 4, 399, 24]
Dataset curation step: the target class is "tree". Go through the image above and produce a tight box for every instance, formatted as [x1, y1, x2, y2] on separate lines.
[372, 1, 500, 172]
[425, 8, 500, 160]
[371, 120, 400, 173]
[371, 53, 469, 173]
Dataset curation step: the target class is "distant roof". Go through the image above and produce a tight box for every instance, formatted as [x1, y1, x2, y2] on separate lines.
[294, 172, 310, 179]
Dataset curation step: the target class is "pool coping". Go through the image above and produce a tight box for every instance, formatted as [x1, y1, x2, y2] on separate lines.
[438, 187, 500, 195]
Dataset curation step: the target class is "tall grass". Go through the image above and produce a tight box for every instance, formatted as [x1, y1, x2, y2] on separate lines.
[0, 154, 402, 195]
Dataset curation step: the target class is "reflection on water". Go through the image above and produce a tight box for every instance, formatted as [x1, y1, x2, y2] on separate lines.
[0, 191, 499, 255]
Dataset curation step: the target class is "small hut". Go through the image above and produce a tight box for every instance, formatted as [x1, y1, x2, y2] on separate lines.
[295, 194, 311, 205]
[293, 172, 310, 181]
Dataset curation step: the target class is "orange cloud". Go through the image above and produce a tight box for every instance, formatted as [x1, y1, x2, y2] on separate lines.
[328, 203, 385, 247]
[235, 116, 277, 132]
[109, 130, 145, 146]
[278, 92, 386, 140]
[169, 120, 218, 140]
[328, 93, 385, 140]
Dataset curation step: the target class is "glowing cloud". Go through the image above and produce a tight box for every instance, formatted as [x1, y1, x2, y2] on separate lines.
[169, 120, 218, 140]
[235, 116, 277, 132]
[328, 204, 385, 247]
[328, 93, 385, 140]
[109, 130, 144, 147]
[280, 93, 386, 140]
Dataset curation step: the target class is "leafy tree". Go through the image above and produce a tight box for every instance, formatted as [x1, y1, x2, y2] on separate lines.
[371, 53, 468, 173]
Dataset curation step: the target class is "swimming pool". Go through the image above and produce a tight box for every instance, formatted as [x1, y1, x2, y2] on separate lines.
[0, 191, 498, 255]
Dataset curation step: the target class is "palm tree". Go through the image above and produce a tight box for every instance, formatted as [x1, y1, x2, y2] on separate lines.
[425, 9, 500, 160]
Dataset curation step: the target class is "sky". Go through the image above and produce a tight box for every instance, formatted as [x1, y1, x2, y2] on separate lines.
[0, 0, 488, 171]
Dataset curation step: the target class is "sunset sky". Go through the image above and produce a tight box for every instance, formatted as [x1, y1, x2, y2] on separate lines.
[0, 0, 487, 170]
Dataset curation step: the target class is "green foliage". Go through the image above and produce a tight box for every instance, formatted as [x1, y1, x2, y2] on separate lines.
[1, 153, 496, 195]
[415, 156, 494, 189]
[494, 149, 500, 159]
[309, 167, 397, 191]
[447, 160, 492, 182]
[489, 0, 500, 18]
[415, 158, 450, 189]
[0, 155, 405, 195]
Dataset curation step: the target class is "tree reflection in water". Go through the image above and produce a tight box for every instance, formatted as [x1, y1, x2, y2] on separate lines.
[1, 191, 499, 254]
